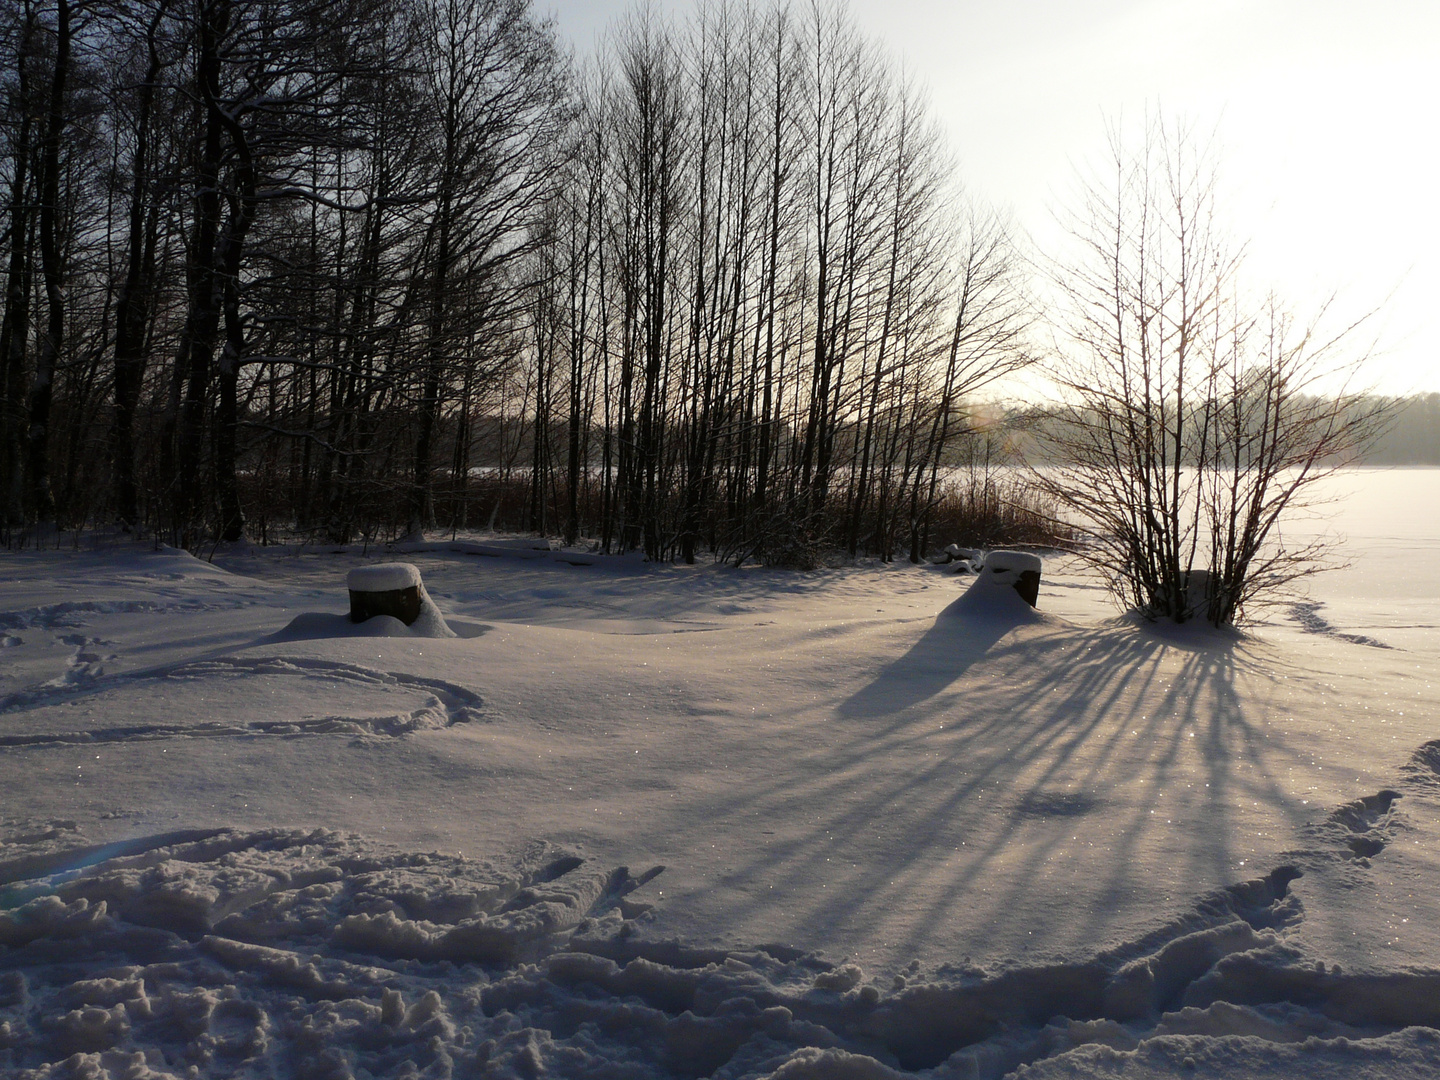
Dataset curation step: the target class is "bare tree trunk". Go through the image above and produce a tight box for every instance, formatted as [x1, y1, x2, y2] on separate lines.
[110, 2, 168, 529]
[176, 0, 230, 542]
[0, 0, 37, 526]
[25, 0, 71, 523]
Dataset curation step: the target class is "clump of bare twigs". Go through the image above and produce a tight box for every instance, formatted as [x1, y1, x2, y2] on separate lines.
[1032, 116, 1392, 627]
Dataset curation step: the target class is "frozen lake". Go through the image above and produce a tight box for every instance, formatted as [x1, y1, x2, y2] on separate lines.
[1284, 468, 1440, 646]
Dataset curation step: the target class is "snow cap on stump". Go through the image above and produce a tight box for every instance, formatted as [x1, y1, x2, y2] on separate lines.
[348, 562, 424, 626]
[983, 550, 1042, 608]
[347, 562, 422, 592]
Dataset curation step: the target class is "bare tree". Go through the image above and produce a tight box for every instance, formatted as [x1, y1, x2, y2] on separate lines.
[23, 0, 72, 524]
[107, 0, 172, 530]
[1034, 117, 1390, 626]
[606, 9, 685, 556]
[403, 0, 567, 537]
[0, 0, 41, 525]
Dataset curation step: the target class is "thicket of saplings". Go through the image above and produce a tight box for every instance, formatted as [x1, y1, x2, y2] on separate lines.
[0, 0, 1070, 566]
[226, 418, 1072, 565]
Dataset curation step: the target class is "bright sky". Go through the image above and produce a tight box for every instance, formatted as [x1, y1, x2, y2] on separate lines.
[544, 0, 1440, 396]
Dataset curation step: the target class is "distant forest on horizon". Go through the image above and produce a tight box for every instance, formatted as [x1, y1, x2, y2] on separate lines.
[1360, 392, 1440, 465]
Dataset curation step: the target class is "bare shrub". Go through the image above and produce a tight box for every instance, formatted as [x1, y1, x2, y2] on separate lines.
[1034, 117, 1391, 627]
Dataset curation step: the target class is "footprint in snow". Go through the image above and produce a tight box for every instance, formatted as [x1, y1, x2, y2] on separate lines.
[1402, 739, 1440, 788]
[1012, 790, 1104, 818]
[1287, 601, 1393, 649]
[1319, 789, 1402, 864]
[0, 598, 245, 632]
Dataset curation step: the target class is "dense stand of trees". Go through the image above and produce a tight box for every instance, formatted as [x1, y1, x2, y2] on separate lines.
[0, 0, 1039, 563]
[0, 0, 572, 548]
[539, 4, 1034, 564]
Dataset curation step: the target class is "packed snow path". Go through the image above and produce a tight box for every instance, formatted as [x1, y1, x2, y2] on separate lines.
[1, 471, 1438, 1076]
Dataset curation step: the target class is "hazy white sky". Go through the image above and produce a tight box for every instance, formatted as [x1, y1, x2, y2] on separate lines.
[544, 0, 1440, 395]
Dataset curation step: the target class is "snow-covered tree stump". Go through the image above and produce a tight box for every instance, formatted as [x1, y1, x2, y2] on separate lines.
[983, 551, 1042, 607]
[348, 563, 425, 626]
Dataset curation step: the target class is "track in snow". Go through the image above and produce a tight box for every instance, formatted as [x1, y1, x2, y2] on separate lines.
[0, 598, 251, 633]
[0, 656, 482, 745]
[1286, 600, 1394, 649]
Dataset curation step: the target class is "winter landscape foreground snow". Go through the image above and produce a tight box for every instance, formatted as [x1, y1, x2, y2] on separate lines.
[2, 470, 1439, 1078]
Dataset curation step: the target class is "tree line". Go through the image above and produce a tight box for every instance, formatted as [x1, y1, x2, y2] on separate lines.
[1365, 393, 1440, 464]
[0, 0, 1045, 564]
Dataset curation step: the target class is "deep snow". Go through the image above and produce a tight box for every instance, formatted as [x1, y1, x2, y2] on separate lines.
[1, 469, 1438, 1078]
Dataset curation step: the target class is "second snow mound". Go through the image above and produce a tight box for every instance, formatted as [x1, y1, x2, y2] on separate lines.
[344, 560, 456, 637]
[942, 551, 1047, 622]
[274, 560, 457, 638]
[270, 610, 455, 640]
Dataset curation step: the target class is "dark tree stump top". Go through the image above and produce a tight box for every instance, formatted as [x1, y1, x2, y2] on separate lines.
[347, 563, 422, 593]
[983, 551, 1043, 608]
[348, 563, 425, 626]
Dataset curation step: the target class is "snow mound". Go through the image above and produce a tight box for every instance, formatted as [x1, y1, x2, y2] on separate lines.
[271, 611, 417, 640]
[3, 825, 1439, 1078]
[941, 580, 1041, 621]
[269, 611, 487, 642]
[276, 560, 456, 638]
[941, 565, 1047, 622]
[407, 592, 456, 638]
[346, 562, 423, 592]
[1114, 608, 1245, 649]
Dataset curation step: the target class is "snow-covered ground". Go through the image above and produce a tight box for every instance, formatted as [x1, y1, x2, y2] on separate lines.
[2, 469, 1438, 1078]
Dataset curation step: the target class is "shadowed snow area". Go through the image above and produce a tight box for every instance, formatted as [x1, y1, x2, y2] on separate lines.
[1, 470, 1439, 1077]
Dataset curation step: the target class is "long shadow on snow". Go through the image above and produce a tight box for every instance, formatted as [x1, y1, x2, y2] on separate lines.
[832, 601, 1021, 719]
[938, 626, 1314, 965]
[669, 603, 1319, 973]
